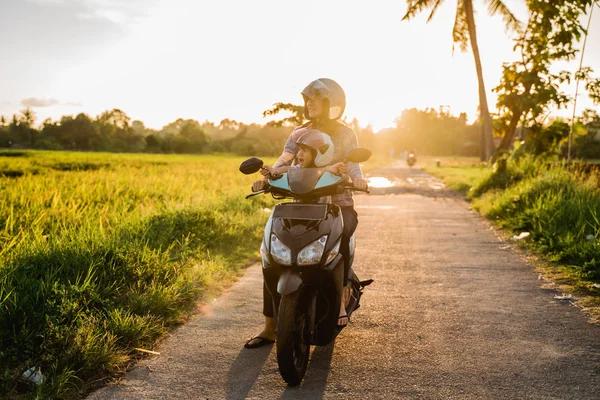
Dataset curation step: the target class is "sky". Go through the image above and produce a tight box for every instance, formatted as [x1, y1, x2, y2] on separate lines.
[1, 0, 599, 131]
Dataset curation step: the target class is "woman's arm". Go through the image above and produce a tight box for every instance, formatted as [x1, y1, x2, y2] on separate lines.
[274, 129, 301, 168]
[344, 128, 364, 181]
[260, 129, 299, 178]
[273, 152, 295, 168]
[343, 127, 368, 190]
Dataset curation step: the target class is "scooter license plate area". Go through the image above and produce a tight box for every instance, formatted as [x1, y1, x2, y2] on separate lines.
[273, 204, 328, 221]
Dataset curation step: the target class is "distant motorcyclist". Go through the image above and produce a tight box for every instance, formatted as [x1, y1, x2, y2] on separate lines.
[407, 148, 417, 167]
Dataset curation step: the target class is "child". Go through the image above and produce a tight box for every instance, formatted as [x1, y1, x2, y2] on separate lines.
[252, 128, 346, 192]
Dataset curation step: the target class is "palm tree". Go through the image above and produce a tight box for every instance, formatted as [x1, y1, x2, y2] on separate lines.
[402, 0, 521, 161]
[20, 108, 36, 147]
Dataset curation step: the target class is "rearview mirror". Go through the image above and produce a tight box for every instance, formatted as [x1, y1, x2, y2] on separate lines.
[239, 157, 264, 174]
[345, 148, 372, 164]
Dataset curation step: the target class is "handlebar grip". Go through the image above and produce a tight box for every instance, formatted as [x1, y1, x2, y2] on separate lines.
[245, 190, 268, 199]
[343, 185, 370, 194]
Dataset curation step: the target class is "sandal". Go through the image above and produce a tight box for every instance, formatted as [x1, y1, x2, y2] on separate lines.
[337, 315, 349, 327]
[244, 336, 275, 349]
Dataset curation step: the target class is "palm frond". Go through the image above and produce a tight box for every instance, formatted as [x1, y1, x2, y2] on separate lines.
[452, 0, 469, 54]
[426, 0, 445, 22]
[486, 0, 522, 34]
[401, 0, 445, 22]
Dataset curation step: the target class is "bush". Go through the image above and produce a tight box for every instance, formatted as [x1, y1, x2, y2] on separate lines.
[470, 153, 543, 197]
[474, 163, 600, 281]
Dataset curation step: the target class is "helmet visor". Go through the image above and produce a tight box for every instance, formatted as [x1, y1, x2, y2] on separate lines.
[301, 79, 331, 100]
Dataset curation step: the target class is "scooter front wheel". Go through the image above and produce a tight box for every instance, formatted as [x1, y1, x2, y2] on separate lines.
[276, 290, 312, 386]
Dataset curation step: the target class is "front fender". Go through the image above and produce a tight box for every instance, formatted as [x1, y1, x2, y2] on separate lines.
[277, 270, 303, 295]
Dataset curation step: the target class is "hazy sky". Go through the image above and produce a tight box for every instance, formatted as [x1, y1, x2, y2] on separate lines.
[1, 0, 599, 130]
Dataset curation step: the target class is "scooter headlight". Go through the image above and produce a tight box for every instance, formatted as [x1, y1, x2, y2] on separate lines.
[298, 235, 328, 266]
[270, 234, 292, 265]
[325, 239, 341, 265]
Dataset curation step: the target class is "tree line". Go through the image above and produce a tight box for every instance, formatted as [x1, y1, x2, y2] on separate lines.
[0, 108, 295, 156]
[0, 103, 490, 158]
[2, 103, 599, 159]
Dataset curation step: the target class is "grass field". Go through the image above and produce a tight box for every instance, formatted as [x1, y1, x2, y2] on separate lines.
[420, 156, 489, 195]
[0, 149, 383, 398]
[0, 150, 281, 398]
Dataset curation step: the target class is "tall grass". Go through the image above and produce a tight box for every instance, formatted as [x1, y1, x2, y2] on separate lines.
[420, 156, 489, 195]
[471, 156, 600, 282]
[0, 151, 275, 398]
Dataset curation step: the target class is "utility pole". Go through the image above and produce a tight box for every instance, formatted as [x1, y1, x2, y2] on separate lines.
[568, 1, 596, 162]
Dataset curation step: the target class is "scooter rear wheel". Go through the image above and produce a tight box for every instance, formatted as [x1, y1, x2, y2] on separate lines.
[276, 290, 312, 386]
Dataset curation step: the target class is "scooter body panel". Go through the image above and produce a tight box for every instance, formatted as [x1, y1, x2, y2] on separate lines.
[262, 202, 350, 346]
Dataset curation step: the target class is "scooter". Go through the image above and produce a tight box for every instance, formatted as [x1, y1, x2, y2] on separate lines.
[239, 148, 373, 386]
[407, 152, 417, 167]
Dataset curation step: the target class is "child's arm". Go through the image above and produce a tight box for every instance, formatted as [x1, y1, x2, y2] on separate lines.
[324, 162, 347, 176]
[260, 165, 289, 177]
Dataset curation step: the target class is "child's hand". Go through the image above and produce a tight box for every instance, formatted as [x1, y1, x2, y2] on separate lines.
[260, 165, 285, 178]
[325, 162, 348, 176]
[252, 179, 267, 192]
[260, 166, 273, 178]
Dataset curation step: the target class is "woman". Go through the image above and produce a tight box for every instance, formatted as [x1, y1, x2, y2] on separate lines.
[245, 78, 368, 349]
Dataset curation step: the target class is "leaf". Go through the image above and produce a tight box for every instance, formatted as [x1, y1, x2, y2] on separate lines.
[486, 0, 523, 34]
[452, 0, 469, 54]
[401, 0, 444, 21]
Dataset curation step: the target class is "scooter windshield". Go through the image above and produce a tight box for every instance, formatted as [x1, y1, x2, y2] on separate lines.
[268, 169, 343, 196]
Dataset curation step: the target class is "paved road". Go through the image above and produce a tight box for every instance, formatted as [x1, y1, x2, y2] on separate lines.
[89, 162, 600, 400]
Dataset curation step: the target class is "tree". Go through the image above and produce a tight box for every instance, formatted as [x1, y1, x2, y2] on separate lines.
[95, 109, 143, 151]
[402, 0, 521, 161]
[39, 113, 100, 150]
[262, 103, 305, 127]
[132, 120, 155, 137]
[145, 133, 161, 151]
[0, 115, 9, 147]
[218, 118, 240, 131]
[20, 108, 37, 147]
[493, 0, 599, 155]
[390, 107, 480, 156]
[179, 120, 210, 152]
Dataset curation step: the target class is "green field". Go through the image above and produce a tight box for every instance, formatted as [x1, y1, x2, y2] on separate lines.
[0, 150, 281, 398]
[0, 150, 384, 398]
[420, 156, 489, 195]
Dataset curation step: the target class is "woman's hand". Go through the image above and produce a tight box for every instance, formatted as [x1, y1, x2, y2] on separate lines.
[252, 179, 267, 192]
[325, 162, 348, 176]
[353, 178, 369, 191]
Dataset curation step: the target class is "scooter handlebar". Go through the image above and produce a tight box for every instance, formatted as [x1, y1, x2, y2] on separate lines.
[244, 183, 370, 200]
[245, 189, 268, 199]
[342, 185, 370, 194]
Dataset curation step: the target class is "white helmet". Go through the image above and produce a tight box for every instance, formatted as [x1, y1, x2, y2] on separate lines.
[294, 128, 335, 167]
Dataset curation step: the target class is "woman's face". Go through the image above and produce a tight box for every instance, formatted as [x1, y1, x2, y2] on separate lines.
[297, 145, 315, 167]
[306, 97, 326, 119]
